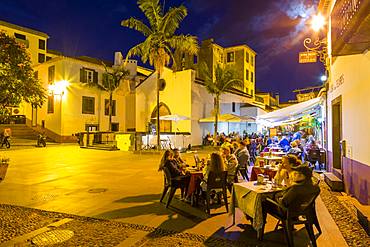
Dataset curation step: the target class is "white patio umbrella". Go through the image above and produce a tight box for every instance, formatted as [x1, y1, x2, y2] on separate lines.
[154, 114, 190, 148]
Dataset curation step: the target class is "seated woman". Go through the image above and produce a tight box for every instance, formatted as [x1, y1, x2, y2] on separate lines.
[274, 155, 302, 187]
[200, 152, 225, 192]
[158, 150, 190, 197]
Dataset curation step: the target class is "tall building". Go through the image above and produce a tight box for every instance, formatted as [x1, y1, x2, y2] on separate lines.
[0, 20, 50, 65]
[179, 39, 256, 100]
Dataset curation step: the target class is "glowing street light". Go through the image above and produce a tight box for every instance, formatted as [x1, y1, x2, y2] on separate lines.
[320, 75, 328, 82]
[311, 14, 325, 32]
[48, 80, 69, 96]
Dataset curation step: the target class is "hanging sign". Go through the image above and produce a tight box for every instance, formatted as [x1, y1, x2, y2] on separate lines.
[299, 51, 317, 63]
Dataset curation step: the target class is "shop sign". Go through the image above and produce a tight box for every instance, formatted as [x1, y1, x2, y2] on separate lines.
[299, 51, 317, 63]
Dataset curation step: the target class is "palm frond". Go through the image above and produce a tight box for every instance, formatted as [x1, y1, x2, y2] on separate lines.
[126, 41, 150, 64]
[138, 0, 162, 31]
[168, 35, 199, 55]
[161, 6, 187, 35]
[121, 17, 153, 37]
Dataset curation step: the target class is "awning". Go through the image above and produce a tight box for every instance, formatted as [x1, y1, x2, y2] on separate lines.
[257, 97, 322, 127]
[199, 113, 255, 123]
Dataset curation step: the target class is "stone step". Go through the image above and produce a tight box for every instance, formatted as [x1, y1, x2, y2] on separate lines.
[324, 172, 344, 192]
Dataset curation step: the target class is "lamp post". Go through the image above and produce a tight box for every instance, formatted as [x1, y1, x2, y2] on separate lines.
[302, 14, 329, 150]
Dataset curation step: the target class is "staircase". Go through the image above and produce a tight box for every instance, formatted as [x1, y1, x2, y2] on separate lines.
[0, 124, 40, 139]
[324, 172, 344, 192]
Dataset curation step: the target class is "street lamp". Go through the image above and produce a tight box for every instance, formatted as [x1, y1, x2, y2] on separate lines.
[303, 14, 329, 71]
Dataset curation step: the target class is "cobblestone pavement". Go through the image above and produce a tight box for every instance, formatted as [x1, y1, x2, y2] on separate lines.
[319, 179, 370, 247]
[0, 204, 259, 247]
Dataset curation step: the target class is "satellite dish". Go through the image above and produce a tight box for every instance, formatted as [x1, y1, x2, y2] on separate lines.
[159, 79, 166, 91]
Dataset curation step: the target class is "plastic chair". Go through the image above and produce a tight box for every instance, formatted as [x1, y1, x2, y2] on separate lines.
[159, 166, 185, 208]
[263, 185, 321, 247]
[203, 171, 228, 215]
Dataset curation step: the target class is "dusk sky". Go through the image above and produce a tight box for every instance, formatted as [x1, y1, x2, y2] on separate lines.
[0, 0, 325, 101]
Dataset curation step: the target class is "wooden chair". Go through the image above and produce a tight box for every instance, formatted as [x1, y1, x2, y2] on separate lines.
[262, 185, 321, 247]
[159, 166, 185, 208]
[203, 171, 228, 215]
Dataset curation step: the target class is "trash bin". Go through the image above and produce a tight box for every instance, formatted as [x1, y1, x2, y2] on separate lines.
[89, 134, 94, 146]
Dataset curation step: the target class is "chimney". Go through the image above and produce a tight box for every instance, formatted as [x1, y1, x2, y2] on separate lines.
[275, 93, 280, 105]
[114, 52, 123, 66]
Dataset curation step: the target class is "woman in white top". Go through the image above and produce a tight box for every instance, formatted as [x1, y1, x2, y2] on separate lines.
[274, 154, 302, 187]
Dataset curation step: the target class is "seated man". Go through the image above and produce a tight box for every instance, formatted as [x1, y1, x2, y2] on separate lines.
[287, 141, 302, 157]
[172, 148, 186, 170]
[264, 165, 319, 218]
[221, 146, 238, 184]
[234, 141, 250, 180]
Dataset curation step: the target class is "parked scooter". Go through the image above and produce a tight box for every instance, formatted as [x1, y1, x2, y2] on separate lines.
[36, 133, 47, 147]
[0, 134, 10, 148]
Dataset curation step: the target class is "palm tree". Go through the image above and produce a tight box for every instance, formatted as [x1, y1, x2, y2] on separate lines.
[201, 63, 243, 143]
[121, 0, 198, 150]
[88, 63, 130, 131]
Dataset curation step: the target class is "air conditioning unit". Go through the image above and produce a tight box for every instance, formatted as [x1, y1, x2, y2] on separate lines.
[11, 107, 22, 115]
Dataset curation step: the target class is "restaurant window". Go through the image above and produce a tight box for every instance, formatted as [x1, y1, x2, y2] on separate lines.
[251, 72, 254, 82]
[226, 52, 235, 63]
[232, 102, 236, 112]
[39, 39, 46, 50]
[246, 51, 249, 63]
[47, 95, 54, 113]
[38, 53, 45, 63]
[48, 65, 55, 83]
[245, 69, 249, 81]
[82, 96, 95, 114]
[104, 99, 116, 116]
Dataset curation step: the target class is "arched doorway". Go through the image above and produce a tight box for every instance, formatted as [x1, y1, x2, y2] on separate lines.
[151, 103, 172, 132]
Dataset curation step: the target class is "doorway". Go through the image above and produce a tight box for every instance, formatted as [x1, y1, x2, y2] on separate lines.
[331, 96, 342, 173]
[31, 105, 37, 127]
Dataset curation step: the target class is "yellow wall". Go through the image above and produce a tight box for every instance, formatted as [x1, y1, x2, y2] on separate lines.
[0, 23, 48, 65]
[34, 57, 130, 137]
[135, 68, 193, 133]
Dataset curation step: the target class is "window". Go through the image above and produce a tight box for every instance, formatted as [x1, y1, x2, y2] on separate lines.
[193, 55, 198, 64]
[14, 33, 26, 40]
[46, 56, 52, 61]
[246, 51, 249, 63]
[48, 65, 55, 83]
[232, 102, 236, 112]
[251, 56, 254, 66]
[39, 39, 46, 50]
[111, 123, 119, 131]
[38, 53, 45, 63]
[104, 99, 116, 116]
[80, 68, 96, 83]
[82, 96, 95, 114]
[47, 95, 54, 113]
[251, 72, 254, 82]
[245, 69, 249, 80]
[226, 52, 235, 63]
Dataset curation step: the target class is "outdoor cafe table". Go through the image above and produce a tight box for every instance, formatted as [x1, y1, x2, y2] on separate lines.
[185, 168, 203, 198]
[231, 181, 283, 239]
[250, 166, 278, 181]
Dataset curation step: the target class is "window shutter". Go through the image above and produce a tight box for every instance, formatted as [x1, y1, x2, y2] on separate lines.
[80, 68, 85, 83]
[93, 71, 98, 84]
